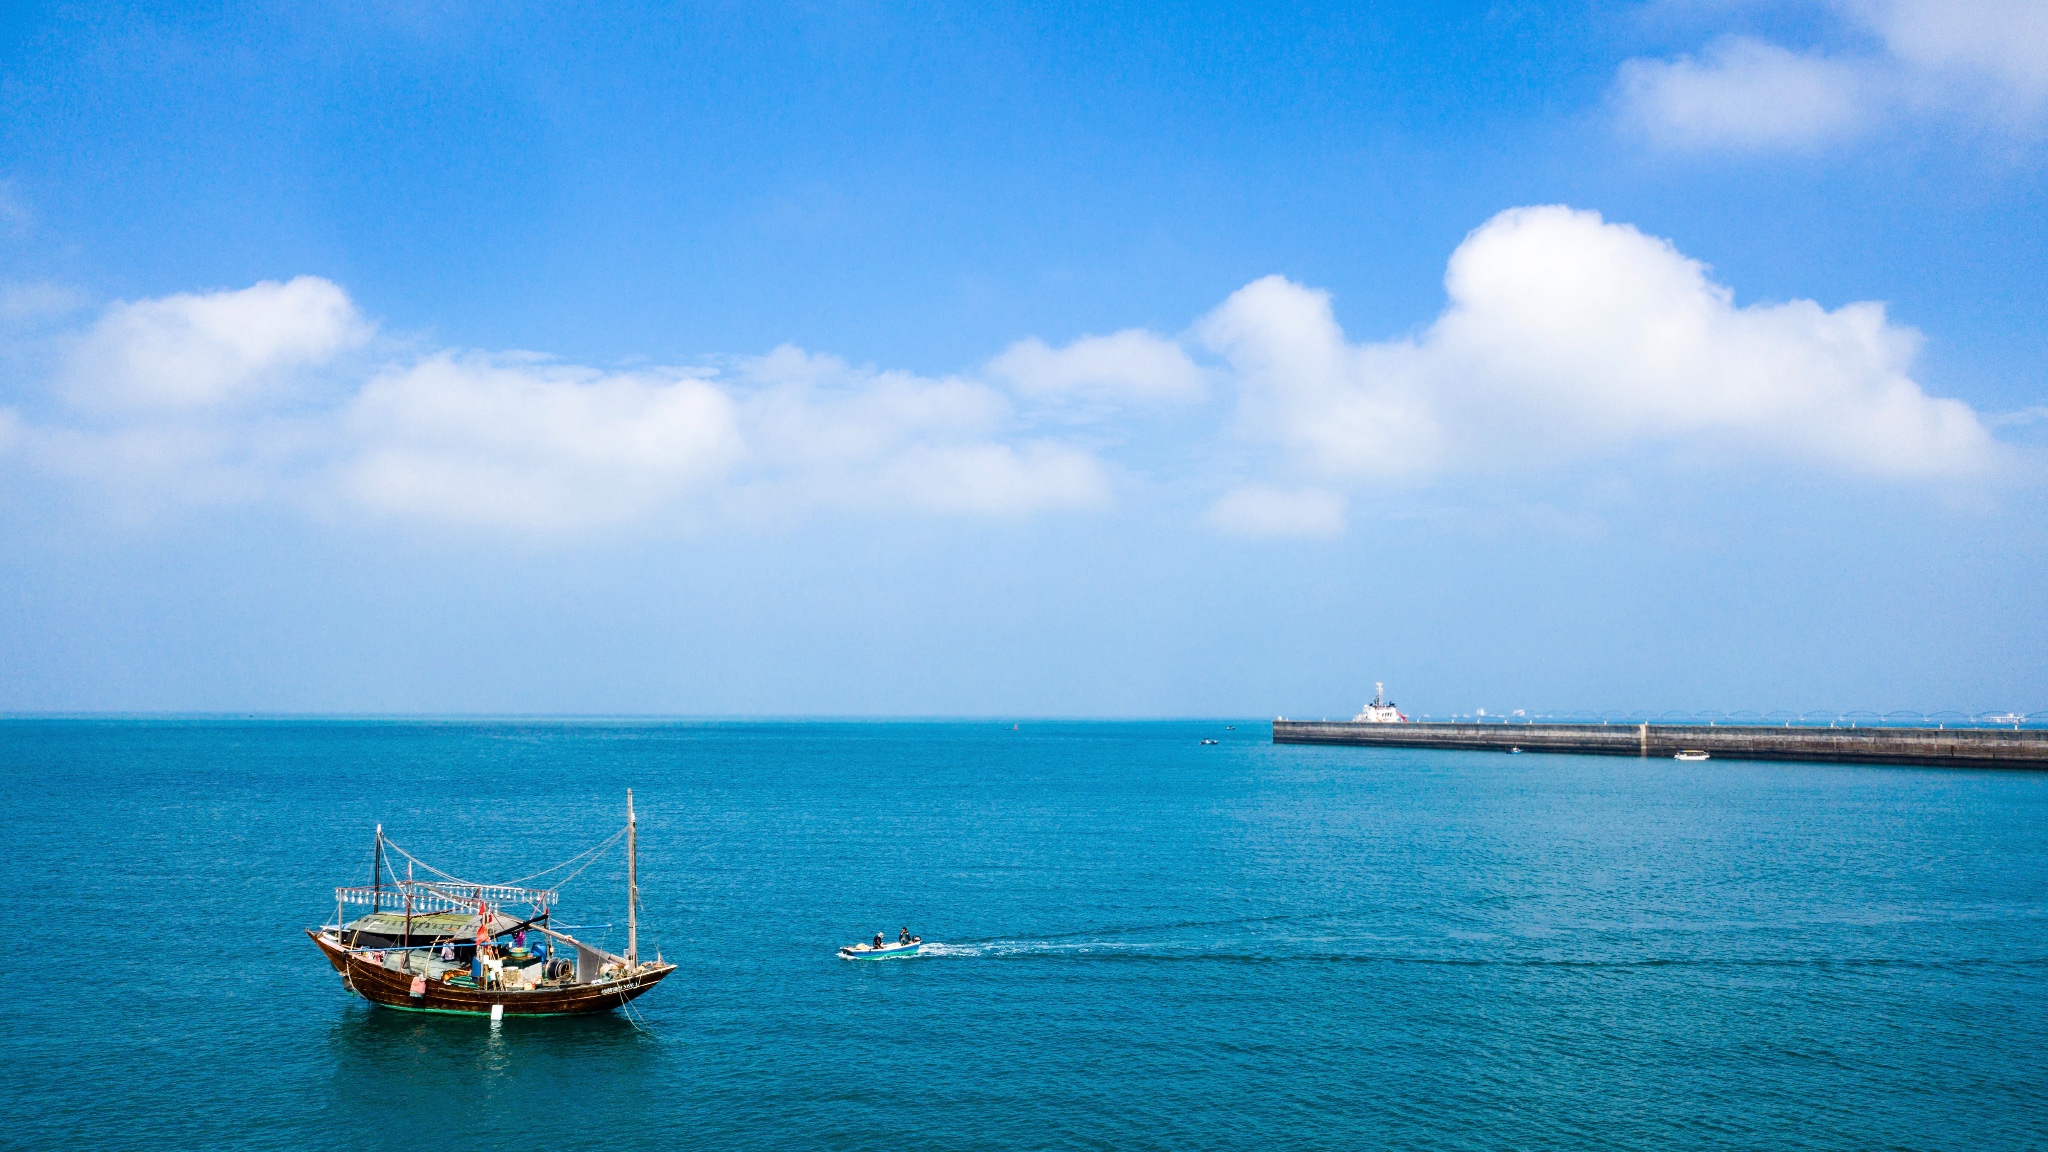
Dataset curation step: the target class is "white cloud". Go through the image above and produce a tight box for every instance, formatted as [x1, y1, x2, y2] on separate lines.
[331, 346, 1110, 528]
[1, 281, 88, 323]
[875, 442, 1109, 514]
[1203, 205, 1993, 481]
[985, 329, 1206, 402]
[1871, 0, 2048, 104]
[731, 346, 1109, 515]
[1200, 275, 1443, 479]
[1617, 0, 2048, 148]
[12, 283, 1109, 532]
[16, 419, 305, 507]
[1207, 486, 1347, 539]
[1, 214, 2008, 540]
[1617, 37, 1871, 149]
[62, 276, 369, 412]
[339, 355, 745, 530]
[735, 346, 1011, 474]
[1989, 405, 2048, 427]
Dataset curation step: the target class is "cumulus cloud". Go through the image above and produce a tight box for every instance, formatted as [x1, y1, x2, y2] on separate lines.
[731, 346, 1108, 515]
[1617, 0, 2048, 148]
[63, 276, 369, 412]
[339, 356, 745, 530]
[1617, 38, 1871, 148]
[736, 346, 1010, 475]
[873, 442, 1108, 514]
[1200, 276, 1443, 478]
[0, 208, 2007, 538]
[1875, 0, 2048, 104]
[1202, 205, 1993, 480]
[985, 329, 1206, 402]
[1207, 486, 1348, 539]
[10, 282, 1109, 532]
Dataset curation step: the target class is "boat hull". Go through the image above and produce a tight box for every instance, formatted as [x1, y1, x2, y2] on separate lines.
[310, 930, 673, 1017]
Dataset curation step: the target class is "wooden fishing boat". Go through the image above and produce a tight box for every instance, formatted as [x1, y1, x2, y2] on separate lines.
[310, 791, 674, 1018]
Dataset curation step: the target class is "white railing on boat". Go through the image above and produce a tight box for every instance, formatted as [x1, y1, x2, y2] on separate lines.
[335, 879, 560, 912]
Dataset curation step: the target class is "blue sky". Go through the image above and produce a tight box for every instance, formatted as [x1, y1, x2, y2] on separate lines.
[1, 0, 2044, 716]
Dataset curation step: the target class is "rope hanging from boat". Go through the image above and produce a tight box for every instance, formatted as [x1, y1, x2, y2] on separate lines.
[502, 826, 629, 886]
[372, 839, 470, 885]
[377, 825, 629, 895]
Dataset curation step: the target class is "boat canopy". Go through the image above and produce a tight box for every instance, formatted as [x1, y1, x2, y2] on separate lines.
[340, 909, 529, 940]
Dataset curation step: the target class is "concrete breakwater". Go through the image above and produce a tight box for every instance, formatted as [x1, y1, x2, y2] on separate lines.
[1272, 720, 2048, 770]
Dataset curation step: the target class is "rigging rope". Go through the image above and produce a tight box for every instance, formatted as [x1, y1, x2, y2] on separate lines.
[503, 826, 628, 885]
[375, 839, 474, 886]
[546, 829, 629, 890]
[377, 825, 628, 895]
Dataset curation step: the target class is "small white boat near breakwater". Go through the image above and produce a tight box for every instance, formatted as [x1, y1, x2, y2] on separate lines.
[1674, 750, 1710, 762]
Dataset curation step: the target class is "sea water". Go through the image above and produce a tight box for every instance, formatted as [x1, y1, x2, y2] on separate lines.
[2, 719, 2044, 1150]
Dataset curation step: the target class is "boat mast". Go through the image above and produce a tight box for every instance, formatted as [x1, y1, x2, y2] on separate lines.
[626, 790, 638, 969]
[403, 859, 413, 945]
[372, 824, 384, 913]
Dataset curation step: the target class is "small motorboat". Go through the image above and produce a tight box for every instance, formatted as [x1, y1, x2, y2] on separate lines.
[839, 937, 922, 960]
[1200, 738, 1219, 745]
[1674, 750, 1710, 762]
[1507, 746, 1522, 754]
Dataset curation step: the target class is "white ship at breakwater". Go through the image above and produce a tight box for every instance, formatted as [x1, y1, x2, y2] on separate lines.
[1353, 682, 1407, 723]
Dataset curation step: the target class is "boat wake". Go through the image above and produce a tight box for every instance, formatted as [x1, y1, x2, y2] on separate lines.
[915, 915, 1327, 960]
[915, 938, 1223, 960]
[897, 938, 2048, 970]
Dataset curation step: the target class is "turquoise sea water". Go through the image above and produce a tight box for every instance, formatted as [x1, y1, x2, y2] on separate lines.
[3, 719, 2046, 1150]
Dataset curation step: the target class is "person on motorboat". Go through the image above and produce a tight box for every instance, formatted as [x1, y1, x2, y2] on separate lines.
[873, 933, 884, 950]
[898, 927, 911, 944]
